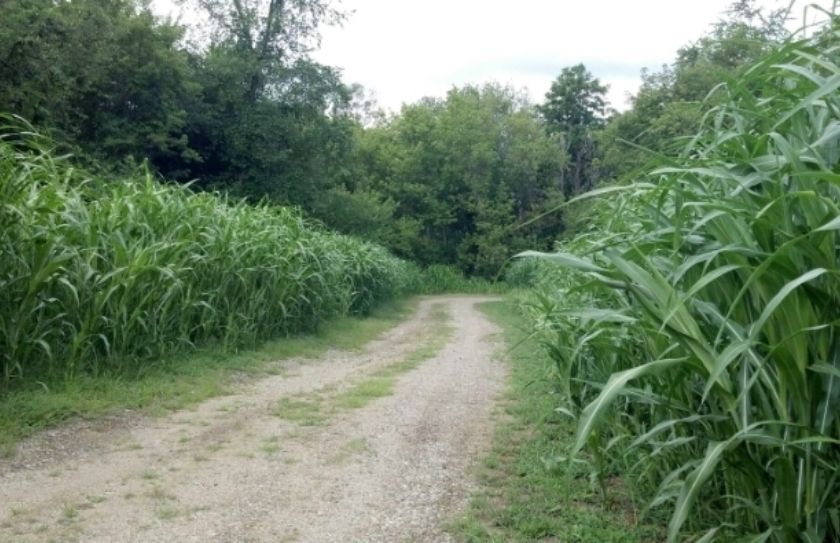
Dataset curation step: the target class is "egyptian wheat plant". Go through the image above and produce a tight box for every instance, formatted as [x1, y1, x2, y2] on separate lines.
[521, 16, 840, 543]
[0, 121, 415, 387]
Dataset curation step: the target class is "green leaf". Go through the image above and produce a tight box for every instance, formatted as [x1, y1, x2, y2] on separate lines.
[573, 357, 683, 455]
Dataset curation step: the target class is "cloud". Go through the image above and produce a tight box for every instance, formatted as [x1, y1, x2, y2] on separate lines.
[312, 0, 743, 111]
[440, 57, 650, 81]
[152, 0, 838, 112]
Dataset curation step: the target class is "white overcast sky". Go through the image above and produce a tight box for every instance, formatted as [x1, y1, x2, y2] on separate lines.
[153, 0, 835, 112]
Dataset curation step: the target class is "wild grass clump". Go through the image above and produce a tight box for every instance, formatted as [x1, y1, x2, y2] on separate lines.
[0, 123, 413, 388]
[520, 18, 840, 542]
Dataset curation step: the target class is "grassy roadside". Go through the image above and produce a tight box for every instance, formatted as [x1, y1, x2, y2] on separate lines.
[452, 300, 659, 542]
[0, 298, 418, 456]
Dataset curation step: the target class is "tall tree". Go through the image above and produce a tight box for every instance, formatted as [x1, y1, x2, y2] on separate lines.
[187, 0, 344, 102]
[538, 63, 609, 195]
[595, 0, 792, 182]
[355, 84, 566, 275]
[0, 0, 197, 168]
[168, 0, 355, 205]
[0, 0, 356, 206]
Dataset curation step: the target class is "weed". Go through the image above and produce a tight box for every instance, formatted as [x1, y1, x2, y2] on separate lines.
[61, 503, 77, 521]
[328, 437, 370, 464]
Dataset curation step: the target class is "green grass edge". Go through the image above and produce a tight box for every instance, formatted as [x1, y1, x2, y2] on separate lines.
[451, 299, 660, 542]
[0, 298, 418, 456]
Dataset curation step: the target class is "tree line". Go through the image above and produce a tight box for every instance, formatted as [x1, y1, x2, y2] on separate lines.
[0, 0, 789, 275]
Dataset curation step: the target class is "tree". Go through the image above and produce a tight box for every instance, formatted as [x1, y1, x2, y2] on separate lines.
[0, 0, 359, 210]
[594, 0, 792, 182]
[183, 47, 354, 201]
[538, 63, 609, 195]
[156, 0, 356, 207]
[355, 84, 566, 276]
[0, 0, 198, 168]
[186, 0, 345, 102]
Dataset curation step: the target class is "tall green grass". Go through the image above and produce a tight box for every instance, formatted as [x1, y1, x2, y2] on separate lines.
[0, 122, 415, 388]
[517, 17, 840, 543]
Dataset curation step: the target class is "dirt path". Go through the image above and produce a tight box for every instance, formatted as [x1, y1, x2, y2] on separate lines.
[0, 295, 506, 543]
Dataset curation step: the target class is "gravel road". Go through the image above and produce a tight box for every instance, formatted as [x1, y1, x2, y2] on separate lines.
[0, 295, 507, 543]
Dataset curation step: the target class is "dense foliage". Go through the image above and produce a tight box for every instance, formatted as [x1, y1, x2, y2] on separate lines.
[2, 1, 789, 278]
[516, 17, 840, 542]
[0, 126, 417, 388]
[539, 63, 608, 196]
[0, 0, 356, 209]
[353, 84, 566, 275]
[0, 0, 564, 276]
[595, 1, 792, 182]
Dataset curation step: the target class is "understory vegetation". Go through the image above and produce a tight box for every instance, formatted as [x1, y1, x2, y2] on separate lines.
[513, 15, 840, 543]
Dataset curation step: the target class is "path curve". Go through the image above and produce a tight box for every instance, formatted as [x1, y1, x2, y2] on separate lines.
[0, 295, 506, 543]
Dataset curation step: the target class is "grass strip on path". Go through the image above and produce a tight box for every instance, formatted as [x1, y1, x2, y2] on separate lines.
[274, 303, 453, 425]
[451, 300, 660, 542]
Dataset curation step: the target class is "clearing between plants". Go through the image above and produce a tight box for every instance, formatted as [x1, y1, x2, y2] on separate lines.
[0, 296, 506, 543]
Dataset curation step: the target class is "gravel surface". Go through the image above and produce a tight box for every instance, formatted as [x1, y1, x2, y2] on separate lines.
[0, 295, 506, 542]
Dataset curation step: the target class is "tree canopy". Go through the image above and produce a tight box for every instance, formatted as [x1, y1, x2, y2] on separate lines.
[538, 63, 608, 195]
[353, 84, 566, 275]
[594, 0, 791, 181]
[0, 0, 794, 276]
